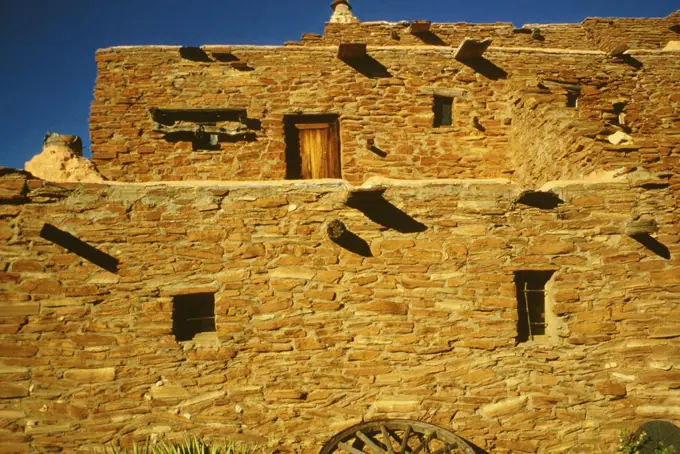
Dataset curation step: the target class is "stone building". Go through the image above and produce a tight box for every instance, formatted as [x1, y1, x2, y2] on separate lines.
[1, 2, 679, 453]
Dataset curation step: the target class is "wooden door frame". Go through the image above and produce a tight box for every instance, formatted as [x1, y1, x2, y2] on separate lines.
[284, 114, 342, 180]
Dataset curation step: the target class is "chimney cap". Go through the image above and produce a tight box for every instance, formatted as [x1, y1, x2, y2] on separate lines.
[331, 0, 351, 10]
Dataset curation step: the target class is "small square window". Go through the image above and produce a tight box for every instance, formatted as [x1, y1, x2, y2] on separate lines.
[515, 271, 555, 343]
[433, 96, 453, 127]
[172, 293, 216, 342]
[566, 88, 580, 108]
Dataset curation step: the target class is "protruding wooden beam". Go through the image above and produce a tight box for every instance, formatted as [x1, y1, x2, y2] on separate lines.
[230, 61, 252, 71]
[346, 185, 387, 203]
[626, 219, 658, 236]
[409, 20, 431, 34]
[454, 38, 493, 61]
[202, 45, 238, 62]
[338, 43, 367, 59]
[608, 43, 630, 57]
[150, 108, 248, 125]
[326, 219, 347, 242]
[663, 40, 680, 51]
[201, 45, 233, 54]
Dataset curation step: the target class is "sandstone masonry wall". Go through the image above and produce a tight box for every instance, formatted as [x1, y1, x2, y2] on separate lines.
[90, 44, 680, 186]
[314, 15, 679, 51]
[1, 169, 679, 453]
[509, 50, 680, 189]
[581, 17, 680, 52]
[318, 22, 594, 50]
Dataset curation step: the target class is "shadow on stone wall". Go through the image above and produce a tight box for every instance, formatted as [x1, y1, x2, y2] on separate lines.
[341, 56, 392, 78]
[40, 224, 119, 273]
[459, 58, 508, 80]
[346, 191, 427, 233]
[632, 233, 671, 259]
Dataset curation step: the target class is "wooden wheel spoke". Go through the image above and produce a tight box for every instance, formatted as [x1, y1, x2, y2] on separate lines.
[424, 431, 437, 454]
[432, 444, 454, 454]
[339, 442, 367, 454]
[356, 430, 386, 454]
[321, 419, 475, 454]
[400, 425, 412, 454]
[411, 432, 433, 454]
[380, 424, 395, 454]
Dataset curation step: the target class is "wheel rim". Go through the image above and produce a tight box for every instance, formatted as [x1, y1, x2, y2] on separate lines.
[320, 419, 476, 454]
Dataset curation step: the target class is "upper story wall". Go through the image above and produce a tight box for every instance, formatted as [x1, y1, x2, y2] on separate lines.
[313, 12, 680, 51]
[90, 12, 680, 184]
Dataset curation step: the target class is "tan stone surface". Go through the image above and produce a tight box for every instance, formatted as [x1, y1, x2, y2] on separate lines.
[1, 170, 678, 452]
[63, 368, 116, 382]
[25, 140, 104, 183]
[480, 396, 528, 418]
[2, 7, 680, 454]
[90, 12, 679, 185]
[663, 40, 680, 51]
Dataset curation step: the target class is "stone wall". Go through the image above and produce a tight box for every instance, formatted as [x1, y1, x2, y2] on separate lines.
[90, 10, 680, 185]
[315, 14, 679, 50]
[508, 49, 680, 189]
[1, 169, 679, 453]
[581, 17, 680, 52]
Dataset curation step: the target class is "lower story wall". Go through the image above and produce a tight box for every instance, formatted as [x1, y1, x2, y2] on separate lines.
[0, 170, 679, 453]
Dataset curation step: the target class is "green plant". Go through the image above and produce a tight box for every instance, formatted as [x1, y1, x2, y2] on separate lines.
[617, 429, 675, 454]
[111, 437, 263, 454]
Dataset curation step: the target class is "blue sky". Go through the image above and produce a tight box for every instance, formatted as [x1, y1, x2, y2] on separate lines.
[0, 0, 676, 170]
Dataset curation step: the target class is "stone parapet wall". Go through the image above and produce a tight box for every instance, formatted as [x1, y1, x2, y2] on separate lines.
[1, 170, 678, 453]
[318, 22, 593, 50]
[508, 49, 680, 189]
[316, 14, 679, 51]
[582, 17, 680, 52]
[91, 44, 679, 186]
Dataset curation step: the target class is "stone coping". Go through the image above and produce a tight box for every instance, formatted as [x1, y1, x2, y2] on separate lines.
[98, 44, 680, 57]
[39, 175, 640, 193]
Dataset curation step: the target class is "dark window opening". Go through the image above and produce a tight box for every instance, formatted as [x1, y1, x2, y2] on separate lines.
[150, 108, 247, 126]
[283, 114, 341, 180]
[515, 271, 555, 343]
[566, 88, 580, 108]
[611, 102, 627, 128]
[433, 96, 453, 127]
[172, 293, 216, 342]
[150, 108, 257, 151]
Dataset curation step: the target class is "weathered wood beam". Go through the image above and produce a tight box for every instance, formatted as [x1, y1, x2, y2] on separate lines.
[326, 219, 347, 241]
[409, 20, 431, 34]
[150, 108, 248, 125]
[338, 43, 367, 59]
[626, 219, 658, 236]
[454, 38, 493, 61]
[152, 123, 249, 136]
[230, 61, 252, 71]
[201, 45, 233, 54]
[608, 43, 630, 57]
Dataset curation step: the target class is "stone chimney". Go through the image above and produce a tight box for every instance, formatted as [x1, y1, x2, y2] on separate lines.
[330, 0, 359, 24]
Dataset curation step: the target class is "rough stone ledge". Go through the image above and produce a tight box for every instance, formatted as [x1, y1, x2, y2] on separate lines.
[627, 48, 680, 54]
[98, 44, 612, 57]
[98, 43, 680, 59]
[5, 166, 656, 195]
[39, 177, 521, 191]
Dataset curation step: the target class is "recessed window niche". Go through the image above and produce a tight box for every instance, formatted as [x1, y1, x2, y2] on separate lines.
[515, 271, 556, 343]
[172, 293, 216, 342]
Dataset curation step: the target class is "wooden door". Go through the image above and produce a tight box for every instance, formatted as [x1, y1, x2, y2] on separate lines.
[295, 122, 341, 179]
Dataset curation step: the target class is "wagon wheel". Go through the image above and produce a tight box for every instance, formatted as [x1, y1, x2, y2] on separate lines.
[320, 419, 476, 454]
